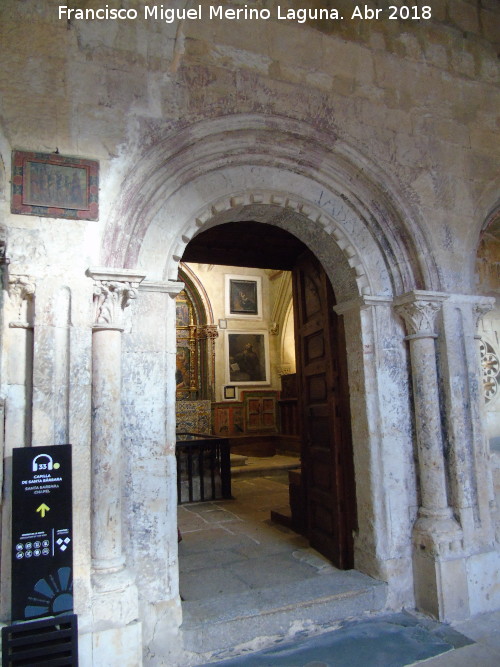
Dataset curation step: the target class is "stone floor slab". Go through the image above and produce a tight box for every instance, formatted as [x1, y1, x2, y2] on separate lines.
[199, 613, 472, 667]
[227, 552, 320, 589]
[178, 527, 252, 554]
[180, 548, 250, 574]
[178, 473, 498, 666]
[452, 609, 500, 649]
[180, 565, 251, 601]
[418, 643, 500, 666]
[179, 473, 385, 659]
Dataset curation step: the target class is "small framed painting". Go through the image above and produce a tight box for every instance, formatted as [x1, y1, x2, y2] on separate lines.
[11, 150, 99, 220]
[225, 331, 270, 386]
[223, 386, 237, 400]
[225, 275, 262, 319]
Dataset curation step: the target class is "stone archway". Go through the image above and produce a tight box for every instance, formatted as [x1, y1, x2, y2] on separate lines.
[102, 114, 437, 293]
[94, 114, 460, 661]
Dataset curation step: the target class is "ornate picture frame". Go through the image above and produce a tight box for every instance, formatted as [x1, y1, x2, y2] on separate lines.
[11, 150, 99, 220]
[225, 274, 262, 319]
[225, 331, 270, 386]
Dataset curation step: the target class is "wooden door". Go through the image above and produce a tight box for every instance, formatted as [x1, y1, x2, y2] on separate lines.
[292, 251, 356, 569]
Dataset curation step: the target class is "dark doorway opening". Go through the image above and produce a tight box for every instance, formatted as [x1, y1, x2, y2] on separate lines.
[181, 220, 357, 568]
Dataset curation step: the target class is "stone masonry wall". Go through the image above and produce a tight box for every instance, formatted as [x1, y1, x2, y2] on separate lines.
[0, 0, 498, 291]
[0, 0, 499, 655]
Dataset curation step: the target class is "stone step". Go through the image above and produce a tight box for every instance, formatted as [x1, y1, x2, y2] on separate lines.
[269, 507, 293, 529]
[181, 570, 387, 664]
[230, 460, 300, 479]
[230, 454, 248, 467]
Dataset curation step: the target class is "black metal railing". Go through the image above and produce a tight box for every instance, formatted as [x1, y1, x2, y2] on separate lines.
[176, 433, 231, 504]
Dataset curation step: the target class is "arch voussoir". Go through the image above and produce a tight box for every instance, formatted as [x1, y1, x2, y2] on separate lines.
[103, 114, 436, 297]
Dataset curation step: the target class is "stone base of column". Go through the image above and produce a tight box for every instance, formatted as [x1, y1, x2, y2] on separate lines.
[413, 549, 470, 622]
[79, 621, 143, 667]
[413, 507, 462, 550]
[412, 512, 470, 622]
[91, 567, 139, 629]
[141, 598, 184, 666]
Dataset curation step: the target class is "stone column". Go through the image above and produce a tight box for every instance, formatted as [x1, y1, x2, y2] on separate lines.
[200, 324, 218, 401]
[1, 274, 35, 620]
[87, 267, 144, 634]
[472, 298, 496, 516]
[394, 292, 458, 535]
[395, 291, 465, 621]
[4, 276, 35, 452]
[436, 295, 497, 547]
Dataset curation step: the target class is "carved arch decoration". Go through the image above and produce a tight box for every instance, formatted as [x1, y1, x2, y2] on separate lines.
[479, 339, 500, 403]
[475, 201, 500, 404]
[475, 201, 500, 295]
[101, 113, 438, 298]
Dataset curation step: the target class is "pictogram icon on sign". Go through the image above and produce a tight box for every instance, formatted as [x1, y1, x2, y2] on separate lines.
[36, 504, 50, 518]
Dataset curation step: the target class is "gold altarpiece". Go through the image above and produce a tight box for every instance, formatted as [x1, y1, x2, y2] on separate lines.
[175, 268, 218, 432]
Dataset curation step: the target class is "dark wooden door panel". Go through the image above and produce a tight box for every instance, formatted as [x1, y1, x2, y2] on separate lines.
[293, 250, 356, 569]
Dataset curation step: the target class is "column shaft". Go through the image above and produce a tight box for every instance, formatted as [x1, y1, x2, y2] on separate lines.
[91, 326, 124, 570]
[86, 267, 144, 629]
[394, 292, 459, 538]
[408, 334, 449, 515]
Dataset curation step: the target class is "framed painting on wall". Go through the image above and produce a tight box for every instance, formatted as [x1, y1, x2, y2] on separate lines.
[175, 289, 198, 399]
[223, 386, 237, 400]
[11, 150, 99, 220]
[225, 274, 262, 319]
[225, 331, 270, 386]
[176, 345, 192, 395]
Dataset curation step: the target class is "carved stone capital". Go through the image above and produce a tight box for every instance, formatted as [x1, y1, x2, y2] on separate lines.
[92, 281, 139, 328]
[87, 267, 146, 329]
[201, 324, 219, 340]
[269, 322, 279, 336]
[472, 299, 494, 332]
[8, 274, 35, 324]
[394, 292, 448, 338]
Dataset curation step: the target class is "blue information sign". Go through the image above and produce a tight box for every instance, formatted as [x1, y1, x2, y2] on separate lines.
[11, 445, 73, 622]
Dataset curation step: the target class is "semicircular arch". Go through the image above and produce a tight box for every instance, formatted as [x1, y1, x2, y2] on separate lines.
[102, 113, 438, 299]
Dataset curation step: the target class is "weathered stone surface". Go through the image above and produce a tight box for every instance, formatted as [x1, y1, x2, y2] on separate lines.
[0, 0, 499, 664]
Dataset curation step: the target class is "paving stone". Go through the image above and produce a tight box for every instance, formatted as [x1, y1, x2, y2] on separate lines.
[180, 566, 251, 601]
[178, 527, 253, 554]
[179, 548, 249, 574]
[200, 613, 472, 666]
[227, 552, 320, 589]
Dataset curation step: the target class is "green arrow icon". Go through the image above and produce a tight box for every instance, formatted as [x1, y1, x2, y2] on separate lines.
[36, 503, 50, 518]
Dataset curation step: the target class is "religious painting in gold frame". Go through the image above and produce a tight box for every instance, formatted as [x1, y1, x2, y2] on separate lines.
[175, 290, 198, 398]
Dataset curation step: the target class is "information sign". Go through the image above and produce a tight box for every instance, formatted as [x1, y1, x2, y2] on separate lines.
[11, 445, 73, 622]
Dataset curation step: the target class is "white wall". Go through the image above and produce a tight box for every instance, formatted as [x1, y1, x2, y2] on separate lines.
[184, 263, 292, 400]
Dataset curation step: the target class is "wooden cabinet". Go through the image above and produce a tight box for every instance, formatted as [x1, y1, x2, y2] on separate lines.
[244, 392, 278, 432]
[212, 390, 279, 435]
[212, 402, 244, 436]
